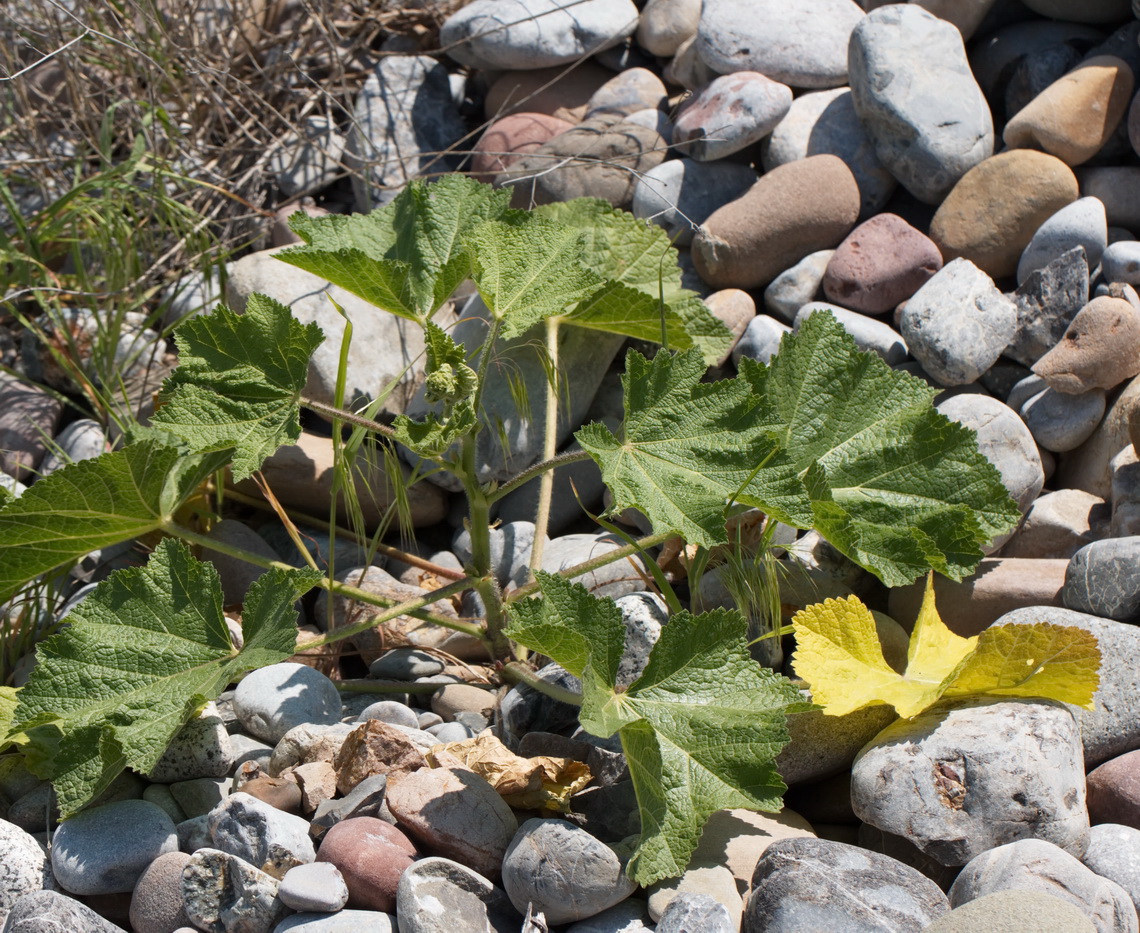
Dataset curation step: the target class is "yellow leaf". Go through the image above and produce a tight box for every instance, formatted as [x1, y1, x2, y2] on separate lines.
[793, 574, 1103, 719]
[943, 623, 1101, 710]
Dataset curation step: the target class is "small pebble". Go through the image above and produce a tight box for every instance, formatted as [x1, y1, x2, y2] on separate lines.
[277, 862, 350, 913]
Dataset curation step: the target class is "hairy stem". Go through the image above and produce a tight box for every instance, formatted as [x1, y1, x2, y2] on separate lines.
[301, 396, 396, 439]
[501, 661, 583, 706]
[487, 449, 592, 504]
[528, 317, 560, 579]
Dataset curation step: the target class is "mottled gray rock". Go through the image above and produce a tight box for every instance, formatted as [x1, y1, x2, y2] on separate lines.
[763, 250, 833, 323]
[1020, 386, 1106, 453]
[673, 72, 791, 161]
[849, 5, 994, 204]
[344, 55, 465, 211]
[901, 259, 1016, 386]
[1102, 240, 1140, 286]
[762, 88, 896, 217]
[540, 532, 649, 600]
[696, 0, 864, 89]
[564, 899, 651, 932]
[440, 0, 638, 70]
[632, 159, 756, 247]
[310, 775, 389, 837]
[39, 418, 106, 476]
[937, 394, 1044, 546]
[853, 698, 1089, 867]
[51, 799, 177, 895]
[225, 250, 425, 415]
[269, 115, 345, 199]
[3, 890, 125, 933]
[277, 863, 349, 913]
[920, 890, 1099, 933]
[500, 663, 582, 739]
[169, 778, 229, 819]
[274, 912, 396, 933]
[147, 702, 234, 783]
[395, 857, 518, 933]
[1008, 247, 1090, 368]
[1018, 197, 1107, 286]
[0, 373, 63, 481]
[613, 592, 668, 688]
[1064, 537, 1140, 620]
[949, 839, 1137, 933]
[267, 723, 352, 777]
[502, 819, 637, 924]
[996, 606, 1140, 766]
[794, 302, 908, 365]
[129, 851, 191, 933]
[1082, 823, 1140, 915]
[207, 792, 315, 879]
[355, 700, 419, 730]
[656, 893, 733, 933]
[0, 820, 50, 927]
[182, 847, 289, 933]
[731, 315, 791, 367]
[453, 521, 542, 589]
[233, 662, 342, 744]
[368, 649, 444, 681]
[743, 837, 949, 932]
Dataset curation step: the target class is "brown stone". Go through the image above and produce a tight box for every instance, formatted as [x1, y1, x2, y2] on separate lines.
[129, 851, 192, 933]
[930, 150, 1078, 279]
[999, 489, 1107, 560]
[231, 430, 448, 529]
[886, 558, 1068, 638]
[484, 63, 613, 123]
[1033, 296, 1140, 393]
[315, 817, 417, 912]
[822, 213, 943, 313]
[1087, 750, 1140, 829]
[333, 719, 427, 796]
[496, 114, 666, 209]
[703, 289, 756, 365]
[689, 808, 816, 893]
[270, 200, 328, 248]
[637, 0, 701, 57]
[692, 155, 860, 289]
[386, 767, 518, 880]
[471, 113, 573, 181]
[1004, 55, 1134, 167]
[240, 777, 303, 815]
[430, 683, 498, 722]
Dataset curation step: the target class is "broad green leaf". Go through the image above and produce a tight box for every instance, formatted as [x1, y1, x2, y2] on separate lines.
[566, 282, 732, 366]
[0, 442, 230, 604]
[741, 312, 1021, 585]
[792, 580, 1101, 718]
[281, 175, 512, 320]
[152, 295, 323, 480]
[576, 348, 780, 548]
[943, 623, 1100, 709]
[0, 485, 12, 507]
[11, 539, 317, 816]
[508, 577, 805, 885]
[465, 216, 603, 337]
[391, 403, 478, 459]
[0, 686, 18, 748]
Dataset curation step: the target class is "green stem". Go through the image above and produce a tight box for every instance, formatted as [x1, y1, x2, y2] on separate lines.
[163, 522, 485, 643]
[470, 316, 501, 419]
[501, 661, 583, 706]
[507, 530, 675, 602]
[487, 449, 592, 505]
[301, 396, 396, 440]
[528, 317, 560, 579]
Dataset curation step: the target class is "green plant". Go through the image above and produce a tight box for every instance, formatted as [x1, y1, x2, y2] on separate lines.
[0, 176, 1022, 884]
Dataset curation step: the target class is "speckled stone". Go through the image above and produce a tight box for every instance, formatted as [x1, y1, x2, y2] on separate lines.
[1081, 823, 1140, 913]
[207, 792, 315, 880]
[920, 890, 1097, 933]
[396, 858, 518, 933]
[0, 819, 51, 927]
[181, 847, 289, 933]
[3, 891, 125, 933]
[129, 851, 191, 933]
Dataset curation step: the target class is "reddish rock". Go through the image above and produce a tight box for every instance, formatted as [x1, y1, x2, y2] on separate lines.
[129, 851, 191, 933]
[333, 719, 427, 796]
[703, 290, 756, 366]
[822, 213, 943, 313]
[471, 113, 573, 181]
[386, 767, 518, 880]
[1087, 750, 1140, 828]
[484, 63, 613, 123]
[240, 777, 303, 816]
[692, 155, 860, 289]
[1033, 296, 1140, 394]
[673, 71, 792, 161]
[316, 817, 417, 912]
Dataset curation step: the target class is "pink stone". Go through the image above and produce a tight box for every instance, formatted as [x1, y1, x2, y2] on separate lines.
[471, 113, 574, 181]
[673, 71, 792, 161]
[823, 213, 943, 314]
[316, 817, 417, 912]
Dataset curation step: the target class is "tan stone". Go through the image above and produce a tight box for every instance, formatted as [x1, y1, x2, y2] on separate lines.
[231, 430, 447, 530]
[471, 112, 573, 181]
[431, 683, 498, 722]
[912, 0, 999, 39]
[999, 489, 1106, 559]
[1004, 55, 1134, 167]
[702, 289, 756, 366]
[333, 720, 427, 796]
[637, 0, 701, 57]
[291, 761, 337, 815]
[1056, 372, 1140, 497]
[647, 862, 742, 928]
[1033, 296, 1140, 393]
[930, 150, 1078, 279]
[886, 558, 1068, 638]
[689, 808, 816, 893]
[692, 155, 860, 289]
[484, 63, 613, 123]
